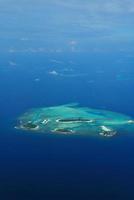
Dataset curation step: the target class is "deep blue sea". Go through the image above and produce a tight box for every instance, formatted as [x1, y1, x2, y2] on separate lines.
[0, 52, 134, 200]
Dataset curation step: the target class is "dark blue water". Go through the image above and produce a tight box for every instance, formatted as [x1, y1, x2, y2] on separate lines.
[1, 52, 134, 200]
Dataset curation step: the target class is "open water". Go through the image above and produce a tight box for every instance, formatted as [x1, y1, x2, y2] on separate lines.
[0, 52, 134, 199]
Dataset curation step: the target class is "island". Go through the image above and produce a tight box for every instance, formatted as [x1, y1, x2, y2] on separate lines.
[15, 103, 134, 137]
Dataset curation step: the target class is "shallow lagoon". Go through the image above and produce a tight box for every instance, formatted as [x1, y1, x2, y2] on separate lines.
[17, 104, 134, 137]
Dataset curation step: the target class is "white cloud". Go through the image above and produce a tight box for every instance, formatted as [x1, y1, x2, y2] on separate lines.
[48, 69, 87, 78]
[69, 40, 78, 45]
[48, 70, 59, 76]
[54, 0, 134, 14]
[34, 78, 40, 82]
[20, 37, 29, 41]
[8, 47, 64, 54]
[50, 59, 64, 64]
[9, 61, 17, 66]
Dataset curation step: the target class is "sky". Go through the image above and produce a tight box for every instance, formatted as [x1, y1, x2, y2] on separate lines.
[0, 0, 134, 53]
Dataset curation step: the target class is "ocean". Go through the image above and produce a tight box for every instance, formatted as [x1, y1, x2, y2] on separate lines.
[0, 51, 134, 200]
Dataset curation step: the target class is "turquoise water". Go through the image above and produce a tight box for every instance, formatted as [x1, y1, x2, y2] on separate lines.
[17, 104, 134, 137]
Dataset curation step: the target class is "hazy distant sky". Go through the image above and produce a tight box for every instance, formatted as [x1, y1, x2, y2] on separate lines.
[0, 0, 134, 53]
